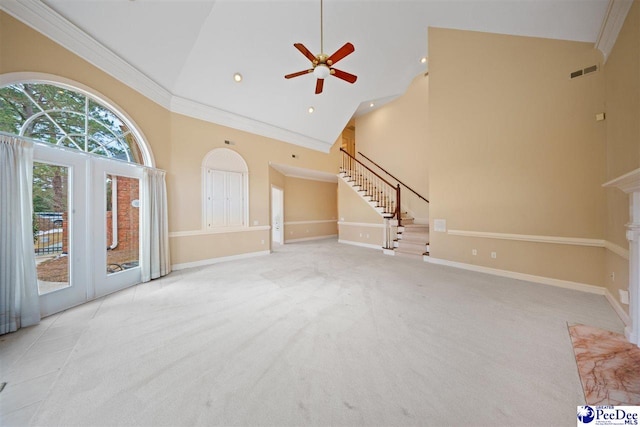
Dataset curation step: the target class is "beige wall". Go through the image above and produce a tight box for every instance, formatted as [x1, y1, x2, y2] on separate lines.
[602, 1, 640, 308]
[0, 13, 172, 171]
[428, 27, 607, 287]
[1, 13, 340, 266]
[356, 74, 430, 221]
[337, 179, 385, 247]
[167, 113, 339, 233]
[282, 176, 337, 242]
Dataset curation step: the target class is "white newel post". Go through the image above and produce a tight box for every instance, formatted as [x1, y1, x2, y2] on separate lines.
[604, 169, 640, 347]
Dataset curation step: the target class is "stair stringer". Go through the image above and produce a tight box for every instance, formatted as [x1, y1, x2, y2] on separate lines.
[338, 172, 395, 219]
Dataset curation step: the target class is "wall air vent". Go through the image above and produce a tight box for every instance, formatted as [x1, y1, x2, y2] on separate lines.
[571, 65, 598, 79]
[571, 70, 583, 79]
[584, 65, 598, 75]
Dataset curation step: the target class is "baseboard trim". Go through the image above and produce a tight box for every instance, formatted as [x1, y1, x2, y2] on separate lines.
[423, 256, 605, 295]
[604, 288, 631, 327]
[285, 234, 337, 243]
[338, 239, 382, 251]
[172, 250, 271, 271]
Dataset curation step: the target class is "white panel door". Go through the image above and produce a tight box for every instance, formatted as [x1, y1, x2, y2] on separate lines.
[227, 171, 244, 226]
[210, 170, 227, 227]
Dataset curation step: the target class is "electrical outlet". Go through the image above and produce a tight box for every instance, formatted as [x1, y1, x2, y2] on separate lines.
[472, 249, 477, 256]
[491, 251, 497, 259]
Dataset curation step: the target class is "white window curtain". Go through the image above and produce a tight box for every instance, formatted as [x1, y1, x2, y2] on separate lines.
[141, 168, 171, 282]
[0, 135, 40, 335]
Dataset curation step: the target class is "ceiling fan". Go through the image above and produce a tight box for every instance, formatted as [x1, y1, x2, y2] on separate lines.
[284, 0, 357, 94]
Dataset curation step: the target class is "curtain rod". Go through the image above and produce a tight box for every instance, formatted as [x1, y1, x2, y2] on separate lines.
[0, 130, 166, 173]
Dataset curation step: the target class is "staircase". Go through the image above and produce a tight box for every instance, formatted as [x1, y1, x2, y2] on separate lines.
[395, 215, 430, 258]
[340, 148, 429, 257]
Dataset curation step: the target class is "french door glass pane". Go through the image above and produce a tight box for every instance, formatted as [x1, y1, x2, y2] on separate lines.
[106, 174, 140, 275]
[33, 162, 70, 295]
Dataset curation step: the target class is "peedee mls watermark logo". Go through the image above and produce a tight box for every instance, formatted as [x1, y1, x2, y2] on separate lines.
[578, 406, 640, 426]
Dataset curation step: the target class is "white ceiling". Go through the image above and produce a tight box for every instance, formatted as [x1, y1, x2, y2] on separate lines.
[3, 0, 612, 152]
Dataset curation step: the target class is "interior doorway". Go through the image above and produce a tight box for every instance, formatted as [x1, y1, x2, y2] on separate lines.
[271, 186, 284, 245]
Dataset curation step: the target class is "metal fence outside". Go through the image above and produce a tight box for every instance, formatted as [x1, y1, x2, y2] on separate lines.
[34, 212, 64, 256]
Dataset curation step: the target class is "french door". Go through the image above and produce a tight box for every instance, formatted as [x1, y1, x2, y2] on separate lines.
[33, 145, 144, 317]
[34, 146, 88, 316]
[92, 158, 142, 297]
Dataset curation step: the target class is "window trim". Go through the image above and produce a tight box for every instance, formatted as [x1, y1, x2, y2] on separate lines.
[0, 72, 155, 167]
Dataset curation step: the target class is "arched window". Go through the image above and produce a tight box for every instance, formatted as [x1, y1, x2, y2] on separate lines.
[0, 81, 148, 165]
[202, 148, 249, 228]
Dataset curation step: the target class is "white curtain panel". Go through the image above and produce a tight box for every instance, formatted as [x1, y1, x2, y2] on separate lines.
[141, 168, 171, 282]
[0, 135, 40, 335]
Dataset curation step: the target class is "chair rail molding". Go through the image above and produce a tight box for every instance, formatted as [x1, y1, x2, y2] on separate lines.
[604, 168, 640, 347]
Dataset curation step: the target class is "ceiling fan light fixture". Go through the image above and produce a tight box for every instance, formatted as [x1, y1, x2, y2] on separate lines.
[313, 65, 330, 79]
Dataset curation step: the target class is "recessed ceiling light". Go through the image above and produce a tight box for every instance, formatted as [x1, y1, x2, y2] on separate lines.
[308, 107, 315, 114]
[369, 102, 375, 108]
[420, 57, 427, 64]
[233, 73, 242, 82]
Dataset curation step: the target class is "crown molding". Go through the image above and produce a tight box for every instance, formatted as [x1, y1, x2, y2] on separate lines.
[170, 96, 331, 153]
[0, 0, 333, 153]
[0, 0, 173, 108]
[595, 0, 633, 62]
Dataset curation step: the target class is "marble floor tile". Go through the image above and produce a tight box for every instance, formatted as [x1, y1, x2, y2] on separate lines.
[569, 323, 640, 405]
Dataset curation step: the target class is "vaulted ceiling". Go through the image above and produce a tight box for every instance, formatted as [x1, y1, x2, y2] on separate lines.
[2, 0, 615, 152]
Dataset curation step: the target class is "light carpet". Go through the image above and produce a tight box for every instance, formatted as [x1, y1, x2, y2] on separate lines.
[5, 240, 626, 426]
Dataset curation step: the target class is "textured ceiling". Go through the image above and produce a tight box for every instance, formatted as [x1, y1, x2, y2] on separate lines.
[4, 0, 611, 152]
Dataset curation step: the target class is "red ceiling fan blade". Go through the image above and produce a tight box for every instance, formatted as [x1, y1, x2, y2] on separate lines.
[327, 42, 355, 65]
[294, 43, 317, 63]
[285, 69, 313, 79]
[331, 68, 357, 84]
[315, 79, 324, 94]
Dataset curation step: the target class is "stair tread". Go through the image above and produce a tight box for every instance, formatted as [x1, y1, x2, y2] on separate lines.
[398, 240, 427, 252]
[394, 249, 425, 259]
[399, 238, 429, 245]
